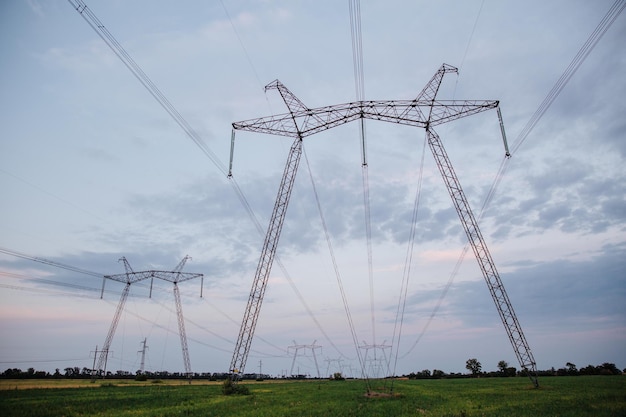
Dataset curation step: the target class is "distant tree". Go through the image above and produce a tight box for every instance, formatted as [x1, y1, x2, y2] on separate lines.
[566, 362, 578, 375]
[332, 372, 345, 381]
[600, 363, 620, 375]
[466, 358, 482, 376]
[2, 368, 22, 378]
[53, 368, 61, 378]
[497, 361, 508, 374]
[432, 369, 445, 378]
[579, 364, 597, 375]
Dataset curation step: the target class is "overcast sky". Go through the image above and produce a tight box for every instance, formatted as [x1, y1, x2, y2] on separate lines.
[0, 0, 624, 378]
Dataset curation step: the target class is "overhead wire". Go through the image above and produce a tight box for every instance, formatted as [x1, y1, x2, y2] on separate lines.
[62, 0, 345, 368]
[477, 0, 626, 221]
[302, 145, 368, 385]
[349, 0, 378, 367]
[0, 253, 288, 362]
[0, 246, 104, 279]
[218, 0, 266, 95]
[399, 0, 626, 359]
[388, 132, 428, 373]
[451, 0, 485, 99]
[510, 0, 625, 156]
[395, 1, 486, 362]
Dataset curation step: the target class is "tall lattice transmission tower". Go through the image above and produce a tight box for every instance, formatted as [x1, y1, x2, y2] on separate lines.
[228, 64, 538, 387]
[91, 256, 202, 382]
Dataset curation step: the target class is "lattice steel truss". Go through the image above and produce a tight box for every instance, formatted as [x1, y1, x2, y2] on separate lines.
[92, 256, 202, 382]
[229, 64, 538, 387]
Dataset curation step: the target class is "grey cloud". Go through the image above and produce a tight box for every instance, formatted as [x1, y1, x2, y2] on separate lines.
[396, 242, 626, 333]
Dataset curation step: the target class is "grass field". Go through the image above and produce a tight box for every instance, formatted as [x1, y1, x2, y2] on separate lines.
[1, 376, 624, 416]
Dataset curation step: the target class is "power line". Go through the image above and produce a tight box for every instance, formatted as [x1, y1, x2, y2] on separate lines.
[67, 0, 228, 176]
[65, 2, 338, 362]
[400, 0, 626, 359]
[390, 133, 428, 364]
[302, 145, 368, 383]
[510, 0, 625, 155]
[218, 0, 266, 93]
[349, 0, 377, 360]
[0, 246, 104, 278]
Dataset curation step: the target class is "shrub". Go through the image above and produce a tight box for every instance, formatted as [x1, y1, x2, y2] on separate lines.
[222, 379, 250, 395]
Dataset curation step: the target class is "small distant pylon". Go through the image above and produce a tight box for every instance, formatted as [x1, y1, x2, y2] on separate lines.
[288, 340, 322, 378]
[324, 357, 344, 378]
[138, 338, 149, 374]
[359, 340, 391, 379]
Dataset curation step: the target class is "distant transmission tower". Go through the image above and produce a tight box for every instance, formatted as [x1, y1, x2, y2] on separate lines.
[91, 256, 202, 382]
[360, 340, 391, 379]
[228, 63, 538, 387]
[138, 338, 148, 374]
[324, 358, 345, 378]
[288, 340, 322, 378]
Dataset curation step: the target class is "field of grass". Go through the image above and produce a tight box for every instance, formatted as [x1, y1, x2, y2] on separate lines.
[0, 376, 624, 416]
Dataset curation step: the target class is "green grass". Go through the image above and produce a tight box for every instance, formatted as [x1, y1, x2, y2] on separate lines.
[0, 376, 624, 416]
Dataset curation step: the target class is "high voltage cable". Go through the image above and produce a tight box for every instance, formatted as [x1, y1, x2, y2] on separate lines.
[452, 0, 485, 99]
[458, 0, 485, 74]
[399, 0, 625, 359]
[218, 0, 266, 94]
[511, 0, 625, 155]
[65, 0, 348, 365]
[480, 0, 625, 215]
[0, 282, 102, 299]
[388, 133, 428, 370]
[1, 271, 104, 295]
[0, 168, 112, 227]
[302, 146, 368, 384]
[67, 0, 227, 176]
[0, 253, 288, 361]
[0, 358, 90, 365]
[349, 0, 365, 101]
[0, 246, 104, 278]
[349, 0, 377, 362]
[391, 0, 486, 371]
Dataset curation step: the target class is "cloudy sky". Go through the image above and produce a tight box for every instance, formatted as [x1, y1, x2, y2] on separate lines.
[1, 0, 624, 378]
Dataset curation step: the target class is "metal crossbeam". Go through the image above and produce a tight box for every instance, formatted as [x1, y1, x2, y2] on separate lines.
[233, 99, 498, 138]
[105, 271, 202, 284]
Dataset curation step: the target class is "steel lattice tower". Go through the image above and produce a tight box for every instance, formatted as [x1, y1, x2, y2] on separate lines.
[229, 64, 539, 387]
[92, 256, 202, 382]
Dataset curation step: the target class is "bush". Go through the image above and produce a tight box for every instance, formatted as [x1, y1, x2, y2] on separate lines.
[222, 379, 250, 395]
[332, 372, 345, 381]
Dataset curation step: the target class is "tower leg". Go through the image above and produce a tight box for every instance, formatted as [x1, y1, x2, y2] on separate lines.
[173, 282, 192, 382]
[91, 282, 131, 382]
[426, 127, 539, 387]
[230, 137, 303, 379]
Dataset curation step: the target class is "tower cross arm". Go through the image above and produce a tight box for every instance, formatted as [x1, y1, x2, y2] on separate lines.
[233, 99, 499, 138]
[104, 271, 155, 284]
[152, 271, 203, 284]
[428, 100, 499, 126]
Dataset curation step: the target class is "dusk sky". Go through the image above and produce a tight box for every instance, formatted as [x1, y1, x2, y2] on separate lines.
[1, 0, 624, 378]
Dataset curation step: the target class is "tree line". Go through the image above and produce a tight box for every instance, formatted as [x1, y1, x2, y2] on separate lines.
[407, 359, 623, 380]
[1, 360, 623, 380]
[0, 367, 273, 381]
